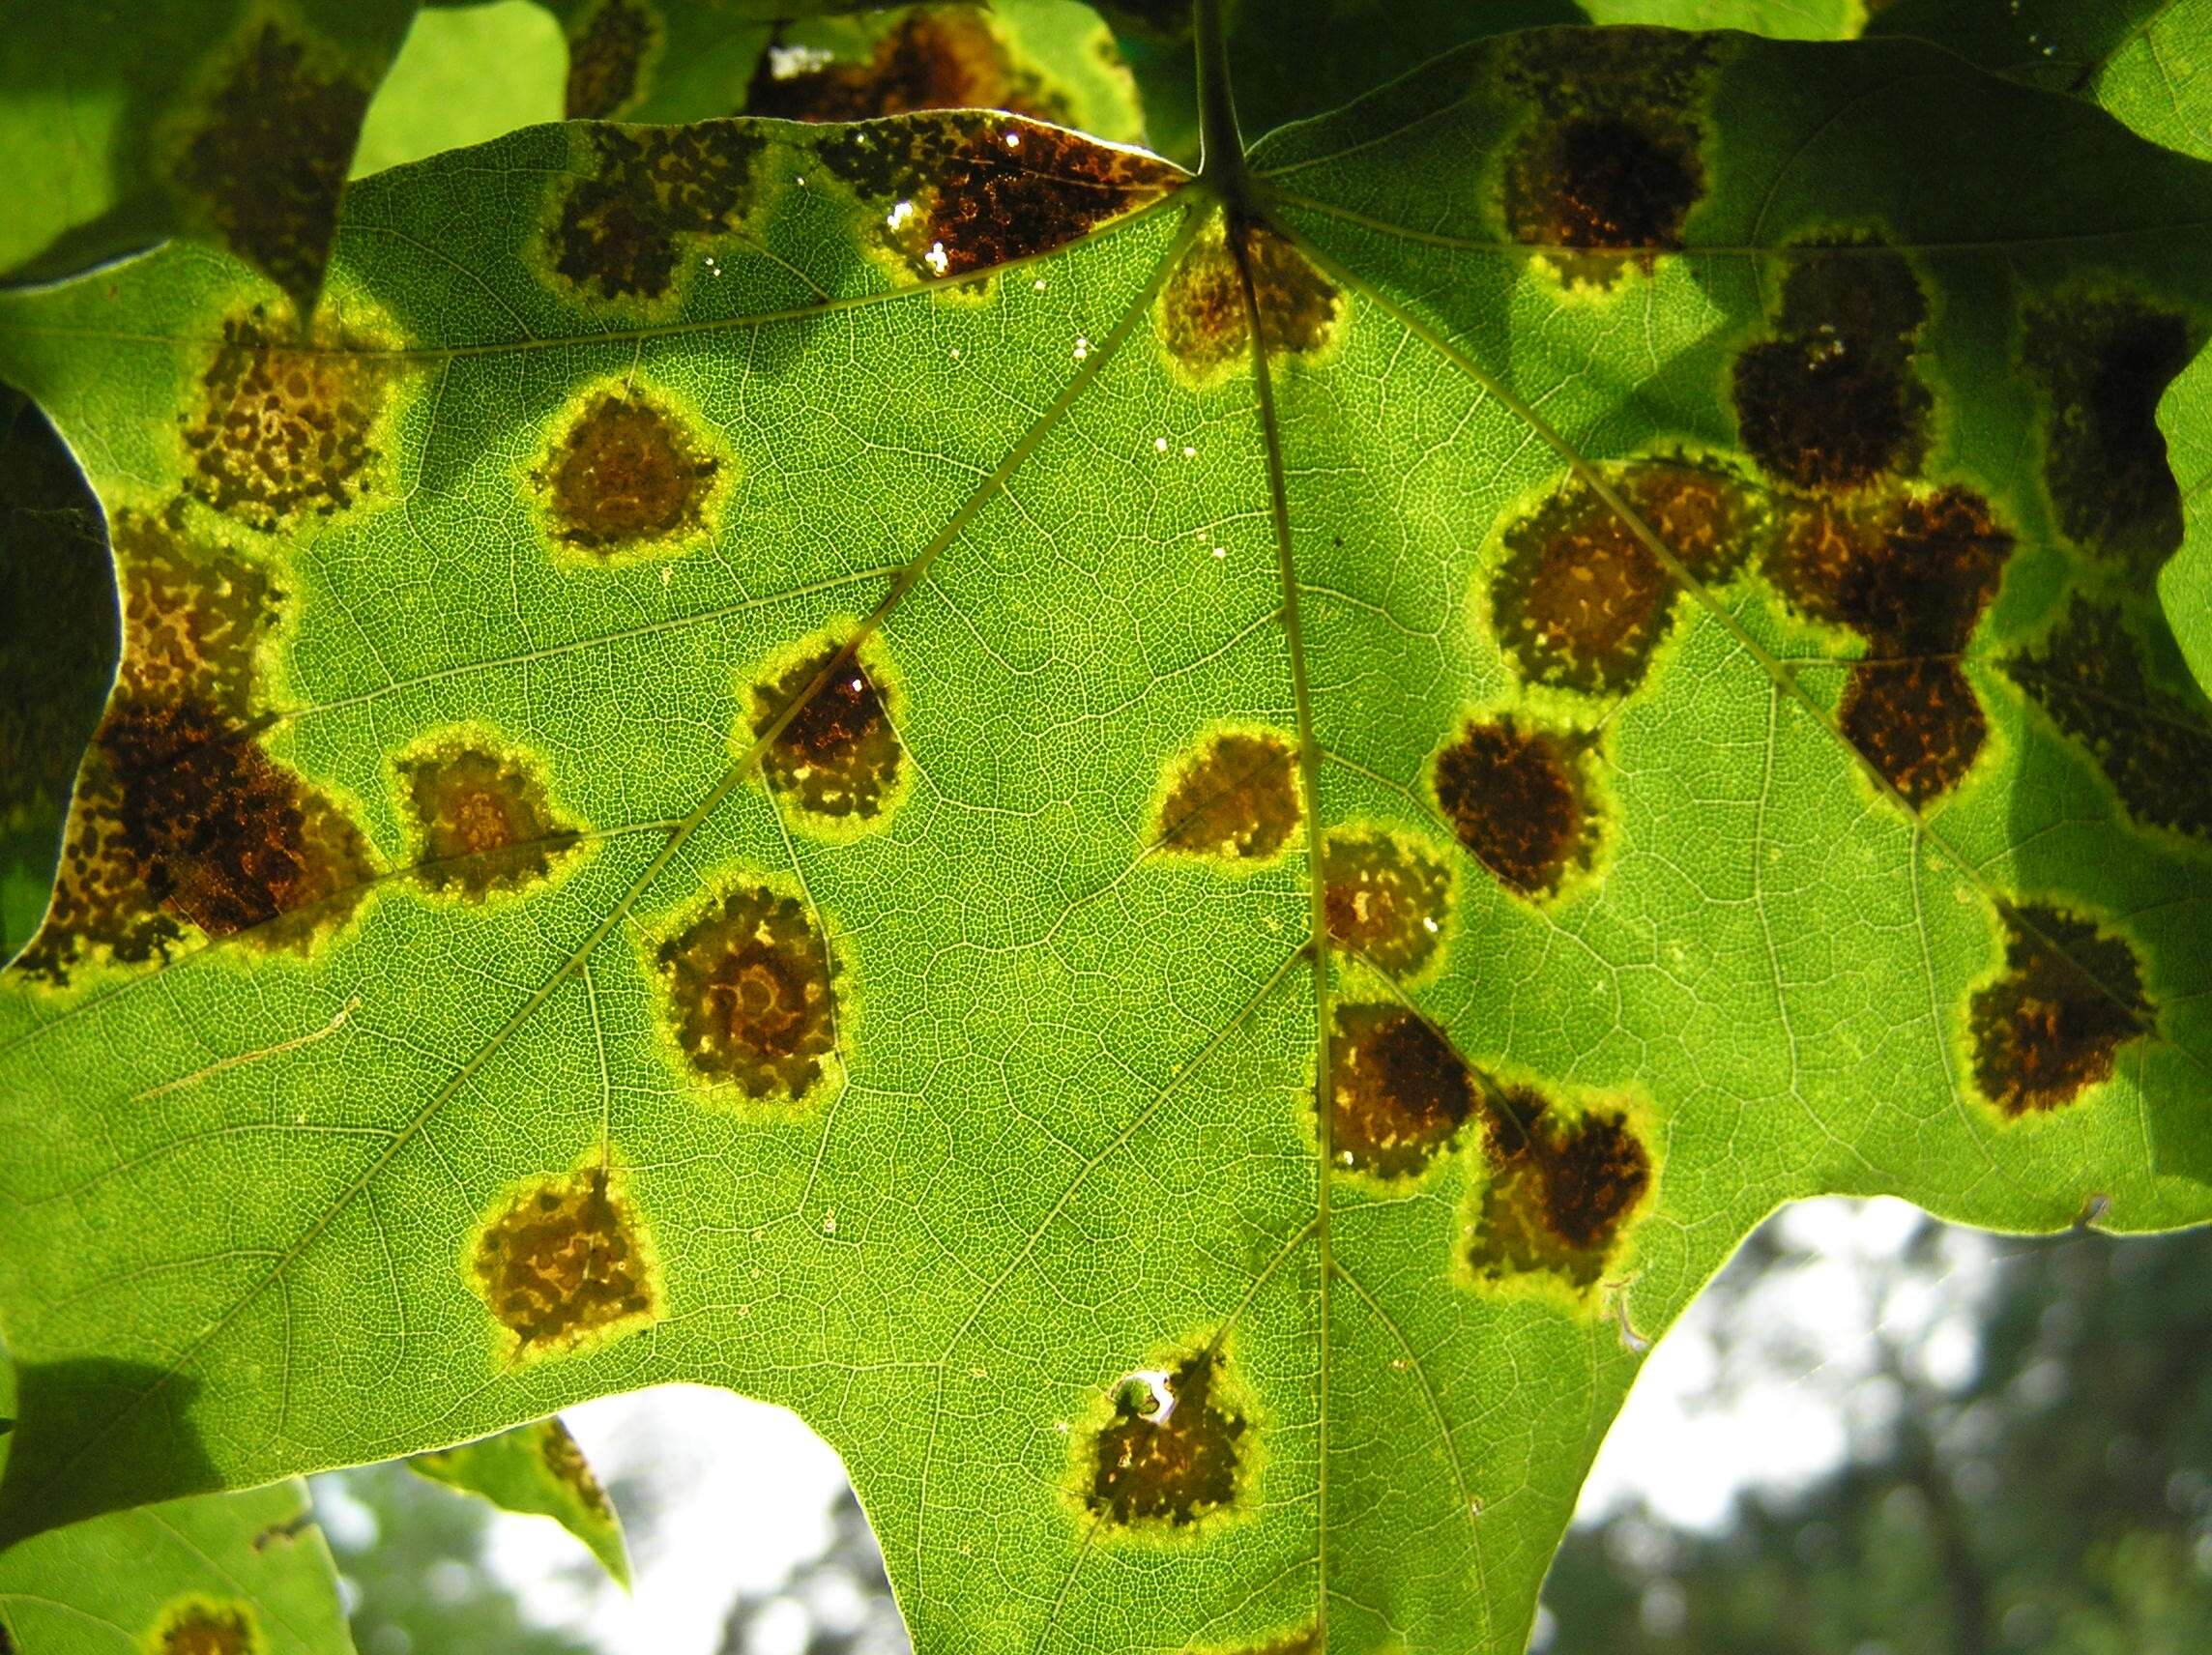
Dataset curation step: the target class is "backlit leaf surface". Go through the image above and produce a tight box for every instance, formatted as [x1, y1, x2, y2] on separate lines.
[4, 24, 2212, 1655]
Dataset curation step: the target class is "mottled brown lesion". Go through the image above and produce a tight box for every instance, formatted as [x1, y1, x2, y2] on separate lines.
[812, 111, 1182, 281]
[1431, 715, 1597, 899]
[1322, 828, 1452, 979]
[1490, 457, 1761, 697]
[1499, 28, 1716, 289]
[18, 506, 375, 985]
[2001, 595, 2212, 839]
[539, 1417, 614, 1519]
[180, 307, 393, 534]
[146, 1595, 260, 1655]
[747, 6, 1073, 126]
[398, 737, 582, 900]
[1969, 903, 2149, 1117]
[1328, 1002, 1474, 1177]
[750, 642, 907, 826]
[1085, 1347, 1248, 1528]
[1156, 218, 1341, 382]
[1466, 1086, 1651, 1292]
[1154, 729, 1301, 866]
[1732, 239, 1933, 493]
[1766, 486, 2015, 807]
[654, 883, 842, 1101]
[533, 389, 722, 558]
[566, 0, 658, 119]
[2023, 292, 2196, 570]
[169, 21, 370, 318]
[469, 1162, 662, 1363]
[543, 124, 767, 305]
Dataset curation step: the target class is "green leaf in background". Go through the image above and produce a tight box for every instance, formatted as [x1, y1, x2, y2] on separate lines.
[0, 0, 416, 318]
[1100, 0, 1588, 165]
[350, 1, 568, 179]
[0, 391, 116, 964]
[0, 1330, 353, 1655]
[1869, 0, 2210, 159]
[408, 1416, 631, 1588]
[1581, 0, 1863, 36]
[5, 21, 2212, 1655]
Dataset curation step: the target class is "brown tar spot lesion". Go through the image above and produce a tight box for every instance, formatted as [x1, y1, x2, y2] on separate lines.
[530, 383, 726, 561]
[1431, 714, 1598, 899]
[18, 505, 376, 987]
[1970, 902, 2150, 1117]
[541, 123, 767, 306]
[749, 636, 909, 830]
[1083, 1346, 1250, 1530]
[2023, 291, 2197, 570]
[565, 0, 659, 119]
[653, 880, 844, 1103]
[1156, 216, 1343, 384]
[1465, 1085, 1652, 1293]
[540, 1417, 615, 1519]
[396, 732, 583, 901]
[811, 111, 1182, 282]
[1732, 237, 1934, 493]
[468, 1160, 663, 1365]
[168, 19, 371, 318]
[747, 5, 1073, 125]
[1499, 28, 1717, 290]
[2000, 595, 2212, 839]
[1322, 828, 1452, 979]
[1767, 485, 2016, 806]
[1329, 1002, 1474, 1178]
[144, 1595, 260, 1655]
[1490, 456, 1761, 697]
[1153, 727, 1301, 868]
[180, 306, 393, 535]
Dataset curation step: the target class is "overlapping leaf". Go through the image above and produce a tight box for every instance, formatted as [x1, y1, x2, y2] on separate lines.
[3, 23, 2212, 1655]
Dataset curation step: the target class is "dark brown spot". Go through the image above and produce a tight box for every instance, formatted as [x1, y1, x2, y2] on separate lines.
[1766, 486, 2014, 803]
[751, 643, 905, 823]
[1329, 1003, 1474, 1177]
[1732, 240, 1932, 493]
[539, 1418, 613, 1520]
[17, 509, 373, 984]
[1154, 730, 1300, 864]
[248, 1513, 310, 1551]
[2023, 294, 2195, 567]
[535, 391, 719, 555]
[1970, 903, 2148, 1116]
[1432, 716, 1595, 898]
[2002, 596, 2212, 839]
[1323, 829, 1452, 978]
[1767, 487, 2011, 652]
[747, 7, 1072, 125]
[1839, 657, 1987, 806]
[1468, 1088, 1651, 1291]
[171, 23, 368, 317]
[1157, 218, 1341, 379]
[546, 124, 765, 304]
[469, 1164, 662, 1362]
[813, 112, 1181, 280]
[1499, 30, 1714, 288]
[1087, 1348, 1246, 1527]
[180, 308, 389, 534]
[148, 1598, 259, 1655]
[1491, 458, 1760, 695]
[566, 0, 656, 119]
[399, 740, 581, 899]
[655, 884, 841, 1100]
